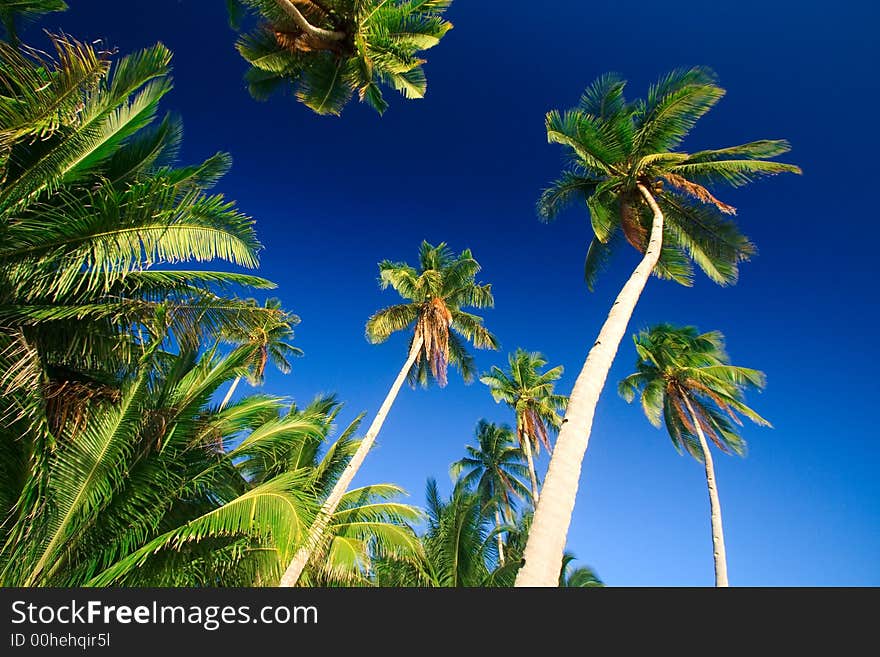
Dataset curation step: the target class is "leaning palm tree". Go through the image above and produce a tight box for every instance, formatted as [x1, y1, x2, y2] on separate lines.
[515, 68, 800, 586]
[218, 297, 303, 409]
[450, 420, 531, 565]
[279, 240, 497, 586]
[0, 0, 67, 45]
[480, 349, 567, 503]
[619, 323, 770, 587]
[230, 0, 454, 115]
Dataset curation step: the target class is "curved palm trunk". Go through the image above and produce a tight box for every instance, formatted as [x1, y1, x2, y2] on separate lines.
[218, 375, 242, 411]
[682, 395, 729, 587]
[515, 185, 664, 586]
[278, 335, 424, 587]
[276, 0, 346, 41]
[495, 508, 505, 566]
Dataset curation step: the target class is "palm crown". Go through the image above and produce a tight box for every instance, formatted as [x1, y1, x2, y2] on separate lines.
[481, 349, 567, 456]
[450, 420, 531, 518]
[538, 67, 802, 290]
[619, 323, 770, 459]
[221, 297, 303, 385]
[232, 0, 453, 115]
[365, 241, 497, 387]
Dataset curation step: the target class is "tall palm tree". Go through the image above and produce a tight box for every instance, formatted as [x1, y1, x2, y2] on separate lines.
[230, 0, 454, 115]
[480, 349, 567, 503]
[619, 323, 770, 587]
[218, 297, 303, 410]
[0, 0, 67, 45]
[450, 420, 531, 565]
[279, 240, 497, 586]
[515, 68, 800, 586]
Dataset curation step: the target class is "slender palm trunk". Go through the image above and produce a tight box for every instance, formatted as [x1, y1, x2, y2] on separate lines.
[515, 185, 664, 587]
[276, 0, 346, 41]
[495, 508, 505, 566]
[219, 375, 242, 411]
[278, 335, 424, 587]
[521, 427, 540, 505]
[682, 395, 729, 587]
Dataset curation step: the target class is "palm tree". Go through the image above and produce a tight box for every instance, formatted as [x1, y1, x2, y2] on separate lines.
[0, 347, 421, 586]
[450, 420, 531, 565]
[619, 324, 769, 586]
[218, 297, 303, 410]
[230, 0, 454, 115]
[0, 35, 280, 438]
[515, 68, 800, 586]
[0, 344, 317, 586]
[0, 0, 67, 45]
[278, 240, 497, 586]
[480, 349, 567, 503]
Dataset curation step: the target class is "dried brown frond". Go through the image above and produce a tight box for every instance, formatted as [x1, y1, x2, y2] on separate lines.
[523, 408, 551, 454]
[414, 297, 453, 387]
[44, 378, 121, 438]
[273, 28, 347, 54]
[661, 173, 737, 215]
[684, 377, 744, 427]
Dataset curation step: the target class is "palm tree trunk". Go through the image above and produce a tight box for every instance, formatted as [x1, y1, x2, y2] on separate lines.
[278, 335, 424, 587]
[682, 395, 729, 587]
[219, 375, 242, 411]
[521, 429, 540, 505]
[275, 0, 346, 41]
[515, 184, 664, 587]
[495, 508, 505, 566]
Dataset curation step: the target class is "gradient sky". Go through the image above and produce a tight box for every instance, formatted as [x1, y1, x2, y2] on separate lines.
[34, 1, 879, 586]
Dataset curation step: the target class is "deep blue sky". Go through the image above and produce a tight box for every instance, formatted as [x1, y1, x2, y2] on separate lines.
[38, 1, 878, 586]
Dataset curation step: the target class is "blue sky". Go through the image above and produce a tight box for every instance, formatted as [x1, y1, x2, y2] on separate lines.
[40, 1, 879, 585]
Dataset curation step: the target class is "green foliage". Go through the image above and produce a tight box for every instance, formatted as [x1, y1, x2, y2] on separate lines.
[0, 0, 67, 45]
[450, 420, 531, 520]
[231, 0, 454, 115]
[481, 348, 567, 456]
[375, 496, 604, 587]
[619, 323, 770, 459]
[373, 479, 497, 587]
[0, 14, 423, 590]
[0, 34, 284, 436]
[365, 241, 497, 387]
[538, 68, 801, 290]
[559, 552, 603, 587]
[220, 297, 303, 386]
[0, 348, 421, 587]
